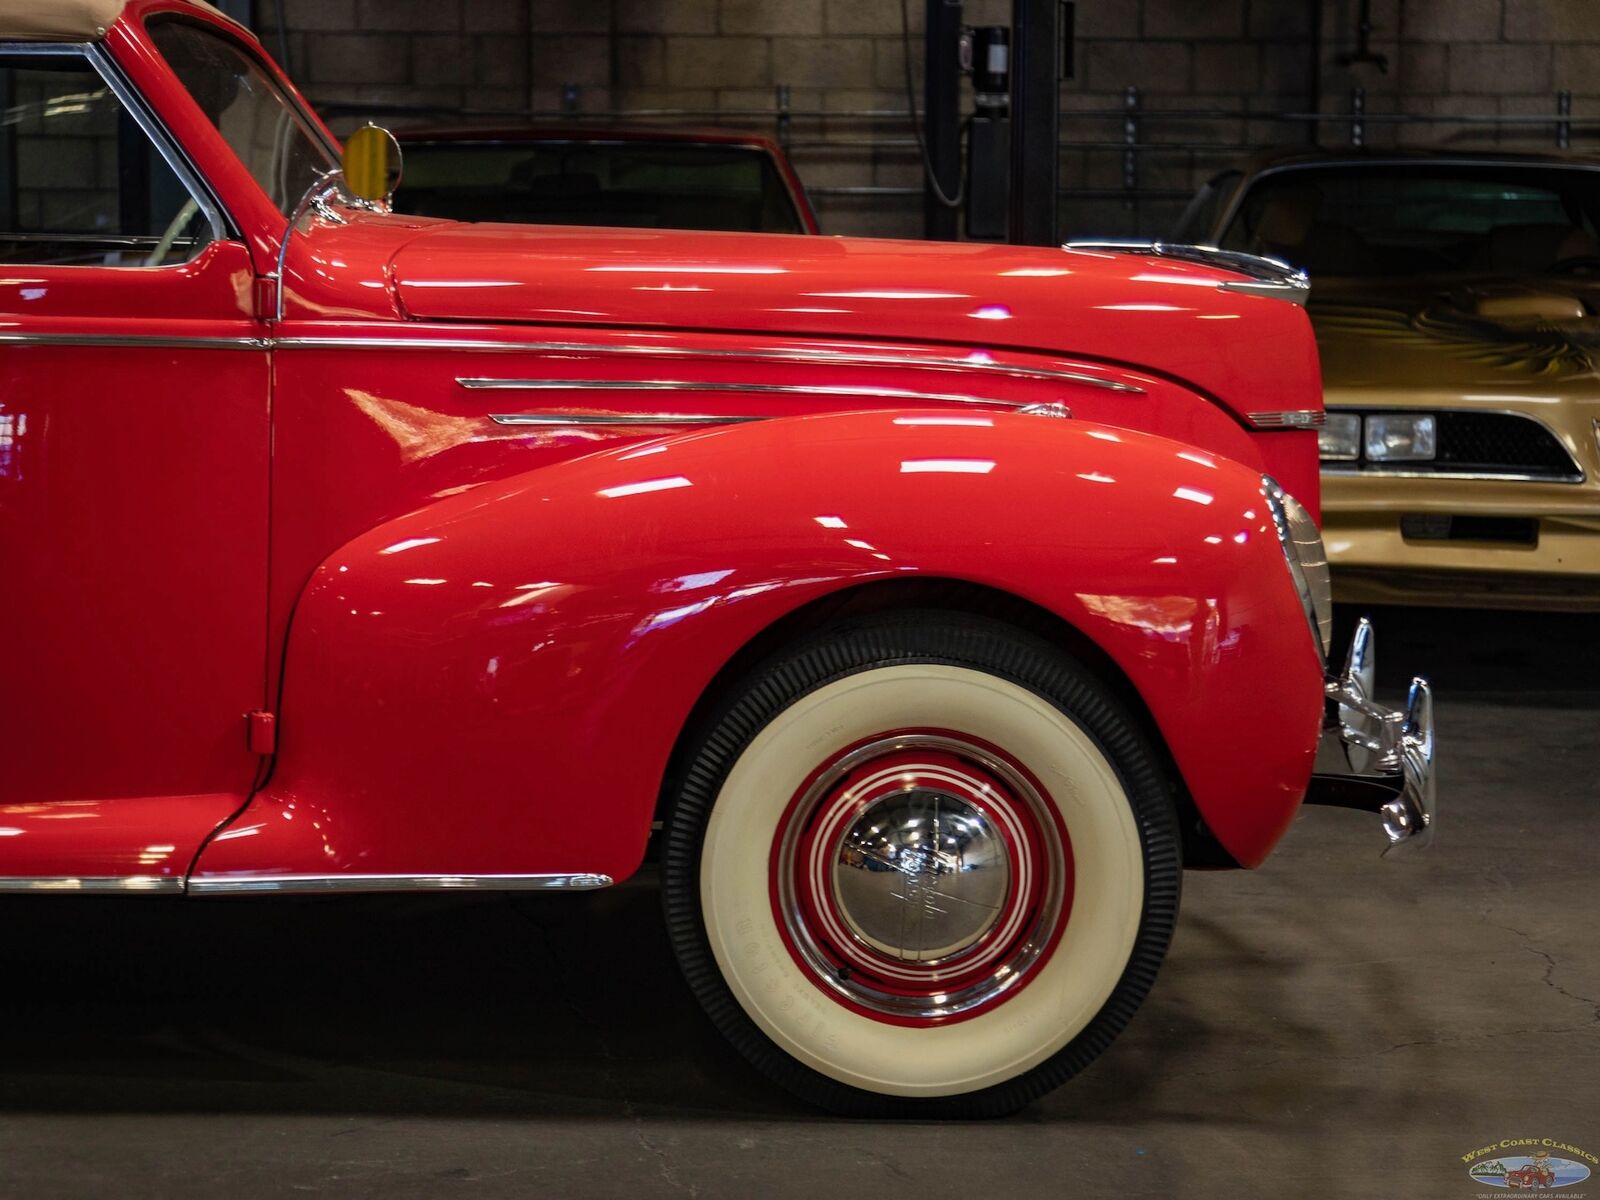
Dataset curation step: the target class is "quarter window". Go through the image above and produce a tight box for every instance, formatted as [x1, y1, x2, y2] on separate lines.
[0, 49, 214, 266]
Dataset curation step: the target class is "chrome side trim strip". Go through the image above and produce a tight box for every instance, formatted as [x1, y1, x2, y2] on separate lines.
[458, 377, 1009, 408]
[1248, 409, 1327, 429]
[0, 876, 183, 894]
[186, 872, 614, 895]
[490, 412, 764, 426]
[0, 333, 269, 350]
[279, 337, 1145, 394]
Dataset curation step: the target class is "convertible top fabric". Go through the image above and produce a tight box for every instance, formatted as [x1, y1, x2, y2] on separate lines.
[0, 0, 234, 42]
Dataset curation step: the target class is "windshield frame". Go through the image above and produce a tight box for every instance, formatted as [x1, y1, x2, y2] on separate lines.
[1214, 158, 1600, 278]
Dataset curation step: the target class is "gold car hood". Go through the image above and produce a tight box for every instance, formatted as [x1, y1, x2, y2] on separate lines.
[1310, 276, 1600, 397]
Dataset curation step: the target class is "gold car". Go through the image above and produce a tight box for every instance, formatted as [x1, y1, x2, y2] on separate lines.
[1178, 152, 1600, 611]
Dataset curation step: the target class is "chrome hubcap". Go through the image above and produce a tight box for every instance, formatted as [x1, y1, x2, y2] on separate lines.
[833, 788, 1010, 962]
[772, 732, 1072, 1024]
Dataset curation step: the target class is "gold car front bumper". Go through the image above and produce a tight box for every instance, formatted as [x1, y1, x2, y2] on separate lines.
[1323, 472, 1600, 611]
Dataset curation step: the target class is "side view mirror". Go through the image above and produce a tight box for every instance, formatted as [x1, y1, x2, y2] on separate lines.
[343, 123, 403, 206]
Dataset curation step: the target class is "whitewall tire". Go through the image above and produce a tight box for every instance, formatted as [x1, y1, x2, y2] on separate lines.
[662, 611, 1180, 1117]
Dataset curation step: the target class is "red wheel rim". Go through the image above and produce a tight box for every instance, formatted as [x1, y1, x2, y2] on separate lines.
[770, 730, 1074, 1026]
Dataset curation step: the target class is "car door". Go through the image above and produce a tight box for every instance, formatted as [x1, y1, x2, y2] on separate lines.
[0, 40, 269, 887]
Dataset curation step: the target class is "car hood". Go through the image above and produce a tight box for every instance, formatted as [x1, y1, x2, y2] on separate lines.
[385, 223, 1321, 424]
[1309, 274, 1600, 400]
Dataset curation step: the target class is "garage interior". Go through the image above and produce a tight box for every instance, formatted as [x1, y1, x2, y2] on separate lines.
[3, 1, 1598, 1197]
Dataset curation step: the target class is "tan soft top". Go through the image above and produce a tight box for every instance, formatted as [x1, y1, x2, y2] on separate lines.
[2, 0, 237, 41]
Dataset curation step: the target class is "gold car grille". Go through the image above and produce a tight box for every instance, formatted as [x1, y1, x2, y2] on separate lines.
[1324, 409, 1584, 482]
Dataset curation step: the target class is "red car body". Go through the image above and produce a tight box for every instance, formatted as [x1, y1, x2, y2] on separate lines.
[0, 0, 1342, 888]
[1506, 1163, 1556, 1189]
[3, 0, 1445, 1114]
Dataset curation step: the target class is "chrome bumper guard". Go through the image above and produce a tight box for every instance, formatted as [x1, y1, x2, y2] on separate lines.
[1304, 617, 1437, 856]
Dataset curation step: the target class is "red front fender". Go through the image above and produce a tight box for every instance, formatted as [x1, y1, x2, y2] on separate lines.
[193, 410, 1324, 884]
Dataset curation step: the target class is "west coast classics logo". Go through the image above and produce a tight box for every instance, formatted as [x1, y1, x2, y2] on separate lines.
[1464, 1140, 1595, 1192]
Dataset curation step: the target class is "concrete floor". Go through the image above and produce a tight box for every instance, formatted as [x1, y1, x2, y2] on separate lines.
[1, 605, 1596, 1200]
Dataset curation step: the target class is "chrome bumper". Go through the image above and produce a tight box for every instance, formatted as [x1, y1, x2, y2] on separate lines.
[1304, 618, 1437, 856]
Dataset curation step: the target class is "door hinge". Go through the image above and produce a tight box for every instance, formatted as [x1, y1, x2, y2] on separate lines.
[252, 275, 279, 322]
[246, 710, 277, 755]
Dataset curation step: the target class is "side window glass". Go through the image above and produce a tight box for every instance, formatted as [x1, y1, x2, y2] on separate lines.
[148, 21, 335, 217]
[0, 50, 214, 266]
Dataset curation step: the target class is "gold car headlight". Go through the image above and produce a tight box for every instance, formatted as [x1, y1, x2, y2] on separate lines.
[1262, 475, 1333, 656]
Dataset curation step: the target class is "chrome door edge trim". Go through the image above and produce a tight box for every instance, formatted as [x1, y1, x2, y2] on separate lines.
[278, 336, 1145, 394]
[0, 333, 270, 350]
[0, 876, 184, 894]
[489, 412, 765, 426]
[186, 872, 614, 895]
[459, 377, 1016, 408]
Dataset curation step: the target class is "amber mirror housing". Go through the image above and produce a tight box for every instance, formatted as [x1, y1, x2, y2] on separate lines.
[343, 124, 403, 205]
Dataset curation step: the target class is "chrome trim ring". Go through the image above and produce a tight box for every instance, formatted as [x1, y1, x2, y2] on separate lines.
[186, 872, 613, 894]
[773, 733, 1069, 1025]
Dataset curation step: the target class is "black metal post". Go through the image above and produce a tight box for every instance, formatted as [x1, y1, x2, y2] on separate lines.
[1307, 0, 1322, 144]
[924, 0, 963, 240]
[1008, 0, 1059, 245]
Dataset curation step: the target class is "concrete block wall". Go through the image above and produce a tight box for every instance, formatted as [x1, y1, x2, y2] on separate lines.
[265, 0, 1600, 239]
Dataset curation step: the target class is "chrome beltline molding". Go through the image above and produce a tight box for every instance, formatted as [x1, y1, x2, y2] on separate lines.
[0, 331, 1143, 396]
[186, 872, 614, 895]
[281, 336, 1146, 394]
[0, 876, 183, 894]
[0, 333, 270, 350]
[459, 376, 1009, 407]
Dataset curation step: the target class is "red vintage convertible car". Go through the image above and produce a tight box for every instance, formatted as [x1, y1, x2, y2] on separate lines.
[0, 0, 1435, 1117]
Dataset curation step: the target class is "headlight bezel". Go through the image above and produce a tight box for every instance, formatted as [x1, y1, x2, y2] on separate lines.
[1262, 475, 1333, 656]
